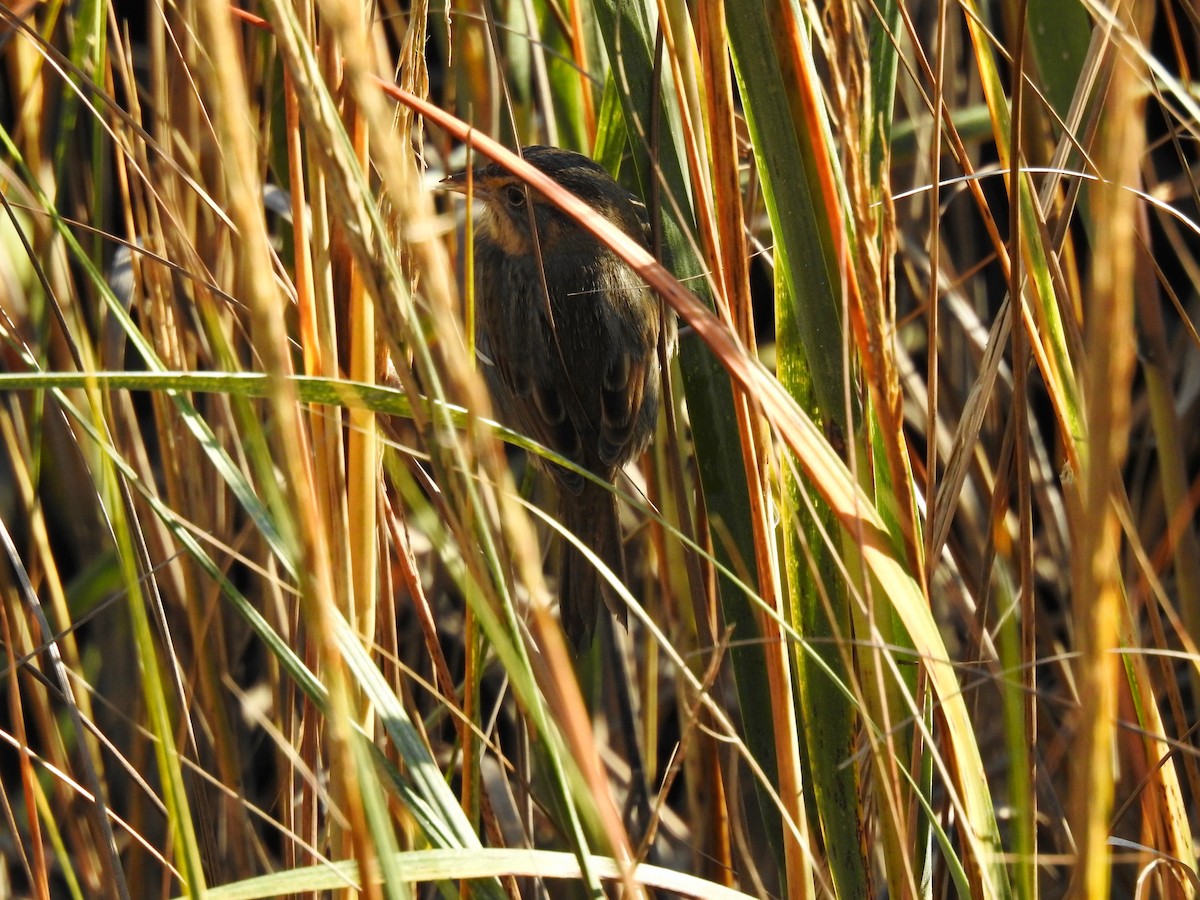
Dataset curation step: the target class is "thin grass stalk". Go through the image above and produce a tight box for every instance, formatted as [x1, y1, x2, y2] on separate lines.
[0, 30, 197, 898]
[781, 407, 870, 898]
[841, 473, 921, 900]
[281, 5, 631, 888]
[0, 376, 99, 767]
[921, 5, 951, 890]
[193, 4, 386, 895]
[591, 0, 781, 874]
[731, 1, 910, 894]
[1005, 6, 1037, 897]
[1138, 249, 1200, 645]
[1067, 1, 1154, 894]
[959, 0, 1084, 456]
[836, 0, 930, 882]
[454, 137, 486, 875]
[291, 15, 336, 887]
[646, 317, 732, 880]
[284, 47, 361, 878]
[115, 23, 263, 861]
[566, 0, 597, 145]
[275, 1, 513, 891]
[333, 48, 389, 900]
[0, 484, 48, 900]
[1116, 624, 1194, 896]
[690, 0, 815, 890]
[345, 106, 380, 653]
[924, 0, 946, 585]
[106, 460, 194, 899]
[696, 1, 814, 893]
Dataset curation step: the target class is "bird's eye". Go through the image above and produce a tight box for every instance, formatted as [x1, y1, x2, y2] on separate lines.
[504, 184, 527, 209]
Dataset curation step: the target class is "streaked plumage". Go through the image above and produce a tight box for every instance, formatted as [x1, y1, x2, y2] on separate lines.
[444, 146, 675, 648]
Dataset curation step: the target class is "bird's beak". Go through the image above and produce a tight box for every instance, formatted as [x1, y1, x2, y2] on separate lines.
[439, 171, 485, 198]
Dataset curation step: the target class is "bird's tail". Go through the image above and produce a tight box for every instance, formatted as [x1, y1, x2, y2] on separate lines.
[558, 484, 628, 649]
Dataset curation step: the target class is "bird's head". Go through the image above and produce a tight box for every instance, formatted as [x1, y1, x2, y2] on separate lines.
[441, 146, 647, 257]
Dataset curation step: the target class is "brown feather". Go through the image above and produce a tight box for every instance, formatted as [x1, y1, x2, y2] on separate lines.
[449, 146, 677, 649]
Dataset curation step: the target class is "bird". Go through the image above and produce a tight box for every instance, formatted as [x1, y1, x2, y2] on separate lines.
[442, 145, 676, 649]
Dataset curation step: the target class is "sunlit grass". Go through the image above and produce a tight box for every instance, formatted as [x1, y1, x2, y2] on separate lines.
[0, 2, 1197, 898]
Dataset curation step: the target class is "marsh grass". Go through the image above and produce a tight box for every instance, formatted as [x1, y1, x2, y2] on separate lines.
[0, 1, 1198, 898]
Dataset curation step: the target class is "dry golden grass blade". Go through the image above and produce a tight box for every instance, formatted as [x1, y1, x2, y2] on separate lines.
[1067, 3, 1154, 896]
